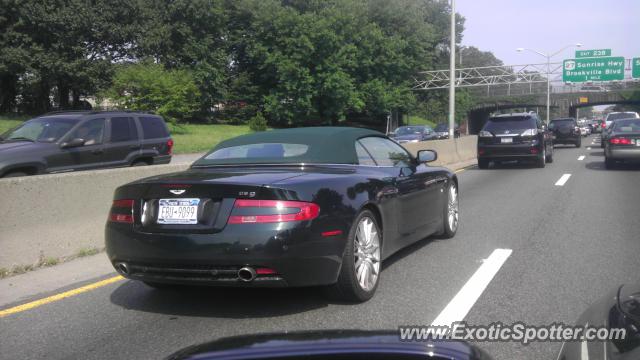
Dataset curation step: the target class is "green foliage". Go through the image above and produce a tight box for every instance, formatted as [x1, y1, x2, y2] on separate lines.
[104, 63, 201, 122]
[249, 112, 268, 132]
[1, 0, 504, 127]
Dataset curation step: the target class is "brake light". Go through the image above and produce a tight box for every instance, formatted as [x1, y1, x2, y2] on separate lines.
[530, 148, 539, 154]
[610, 137, 633, 145]
[601, 123, 606, 128]
[167, 139, 174, 155]
[109, 199, 134, 223]
[228, 200, 320, 224]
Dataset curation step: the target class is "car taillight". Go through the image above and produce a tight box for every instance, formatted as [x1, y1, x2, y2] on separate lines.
[227, 200, 320, 224]
[109, 199, 134, 223]
[167, 139, 174, 155]
[610, 137, 633, 145]
[601, 123, 606, 128]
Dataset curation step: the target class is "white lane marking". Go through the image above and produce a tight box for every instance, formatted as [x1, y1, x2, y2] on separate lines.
[555, 342, 566, 360]
[581, 322, 590, 360]
[430, 249, 512, 327]
[578, 155, 585, 161]
[587, 147, 591, 150]
[555, 174, 572, 186]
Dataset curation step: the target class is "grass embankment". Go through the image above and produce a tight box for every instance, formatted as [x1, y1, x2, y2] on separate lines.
[168, 123, 252, 153]
[405, 115, 437, 128]
[0, 117, 253, 154]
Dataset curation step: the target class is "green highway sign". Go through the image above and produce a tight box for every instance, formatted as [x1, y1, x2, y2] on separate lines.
[563, 57, 625, 82]
[575, 49, 611, 58]
[633, 58, 640, 78]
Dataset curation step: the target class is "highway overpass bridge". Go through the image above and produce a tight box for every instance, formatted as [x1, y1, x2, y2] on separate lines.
[413, 61, 640, 133]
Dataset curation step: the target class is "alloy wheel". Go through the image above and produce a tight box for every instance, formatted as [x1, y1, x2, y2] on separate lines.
[354, 217, 381, 292]
[447, 184, 459, 232]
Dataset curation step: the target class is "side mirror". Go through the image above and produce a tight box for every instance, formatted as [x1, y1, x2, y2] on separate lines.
[61, 138, 85, 149]
[417, 149, 437, 163]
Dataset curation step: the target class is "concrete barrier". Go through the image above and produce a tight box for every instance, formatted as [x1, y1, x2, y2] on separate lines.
[403, 135, 477, 167]
[0, 164, 189, 269]
[0, 136, 477, 271]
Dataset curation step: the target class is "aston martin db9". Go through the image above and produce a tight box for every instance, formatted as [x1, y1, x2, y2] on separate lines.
[105, 127, 459, 302]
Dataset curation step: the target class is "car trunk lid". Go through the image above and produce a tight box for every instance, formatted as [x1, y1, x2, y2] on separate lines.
[125, 168, 306, 234]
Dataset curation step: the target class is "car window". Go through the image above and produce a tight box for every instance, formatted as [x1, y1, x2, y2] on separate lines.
[355, 141, 376, 166]
[613, 119, 640, 132]
[395, 126, 424, 136]
[204, 143, 309, 161]
[2, 118, 78, 142]
[68, 118, 105, 145]
[139, 116, 169, 139]
[110, 117, 137, 143]
[549, 119, 575, 129]
[358, 137, 412, 167]
[483, 117, 536, 132]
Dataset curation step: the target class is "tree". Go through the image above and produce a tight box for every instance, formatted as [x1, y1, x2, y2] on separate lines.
[103, 62, 201, 123]
[135, 0, 228, 116]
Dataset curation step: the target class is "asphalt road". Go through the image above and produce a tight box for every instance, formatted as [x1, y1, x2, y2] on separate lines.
[2, 134, 640, 360]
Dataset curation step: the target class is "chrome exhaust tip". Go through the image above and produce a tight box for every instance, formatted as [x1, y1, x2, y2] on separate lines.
[238, 267, 256, 282]
[115, 262, 130, 275]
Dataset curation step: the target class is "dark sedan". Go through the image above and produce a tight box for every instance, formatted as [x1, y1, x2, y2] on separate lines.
[604, 118, 640, 169]
[106, 127, 459, 302]
[391, 125, 436, 143]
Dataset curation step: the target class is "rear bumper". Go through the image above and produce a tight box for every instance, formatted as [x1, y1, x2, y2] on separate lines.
[105, 222, 347, 287]
[477, 143, 542, 161]
[552, 135, 579, 144]
[606, 147, 640, 160]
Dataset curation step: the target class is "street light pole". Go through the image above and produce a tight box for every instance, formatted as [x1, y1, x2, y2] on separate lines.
[546, 55, 551, 123]
[516, 43, 582, 123]
[448, 0, 456, 139]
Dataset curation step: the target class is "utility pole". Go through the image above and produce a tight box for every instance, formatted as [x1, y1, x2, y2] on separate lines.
[448, 0, 456, 139]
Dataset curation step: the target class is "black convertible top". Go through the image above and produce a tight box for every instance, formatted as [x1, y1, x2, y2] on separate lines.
[193, 127, 384, 166]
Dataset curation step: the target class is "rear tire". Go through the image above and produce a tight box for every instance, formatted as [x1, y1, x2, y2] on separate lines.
[440, 181, 459, 239]
[478, 159, 489, 169]
[327, 210, 381, 303]
[605, 157, 615, 169]
[545, 148, 554, 163]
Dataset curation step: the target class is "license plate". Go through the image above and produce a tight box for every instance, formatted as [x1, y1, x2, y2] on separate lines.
[501, 137, 513, 143]
[158, 198, 200, 224]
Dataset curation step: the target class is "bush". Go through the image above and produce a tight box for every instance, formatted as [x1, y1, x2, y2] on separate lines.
[248, 112, 268, 132]
[103, 62, 201, 123]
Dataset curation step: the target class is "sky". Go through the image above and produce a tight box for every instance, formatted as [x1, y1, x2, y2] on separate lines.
[456, 0, 640, 66]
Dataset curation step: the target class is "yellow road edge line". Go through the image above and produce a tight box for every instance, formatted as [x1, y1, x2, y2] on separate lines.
[455, 168, 466, 173]
[0, 275, 124, 318]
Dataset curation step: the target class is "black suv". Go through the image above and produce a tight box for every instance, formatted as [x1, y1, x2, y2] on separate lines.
[0, 111, 173, 178]
[477, 113, 553, 169]
[549, 118, 581, 147]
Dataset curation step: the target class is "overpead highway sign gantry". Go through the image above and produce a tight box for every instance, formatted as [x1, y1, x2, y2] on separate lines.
[563, 57, 625, 82]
